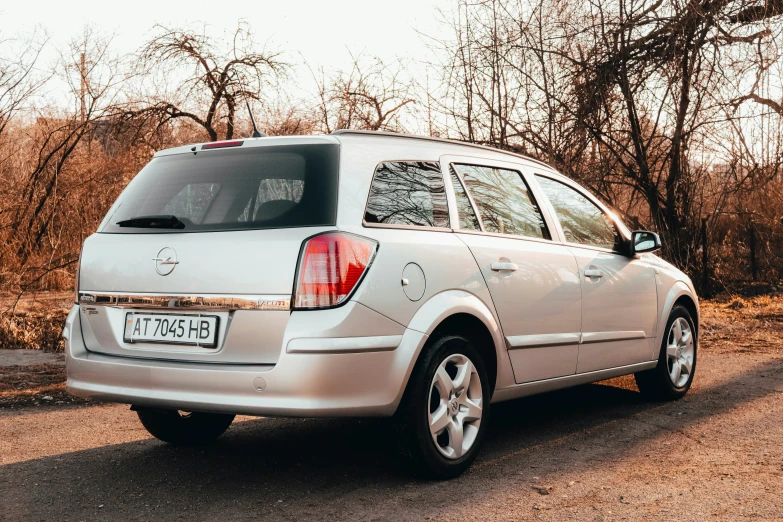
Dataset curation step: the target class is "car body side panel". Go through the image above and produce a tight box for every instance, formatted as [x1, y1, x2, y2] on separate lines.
[652, 278, 699, 360]
[456, 232, 583, 384]
[403, 289, 515, 393]
[342, 225, 516, 391]
[568, 247, 659, 373]
[344, 226, 495, 330]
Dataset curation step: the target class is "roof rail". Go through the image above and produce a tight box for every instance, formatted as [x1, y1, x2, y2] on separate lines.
[330, 129, 554, 171]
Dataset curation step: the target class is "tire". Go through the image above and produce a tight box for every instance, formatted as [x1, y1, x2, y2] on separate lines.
[135, 408, 235, 445]
[396, 334, 491, 479]
[635, 304, 697, 401]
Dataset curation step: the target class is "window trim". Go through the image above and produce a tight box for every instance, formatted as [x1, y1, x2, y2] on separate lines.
[448, 164, 485, 232]
[453, 227, 565, 247]
[444, 157, 555, 242]
[533, 172, 631, 255]
[361, 159, 452, 232]
[360, 221, 454, 233]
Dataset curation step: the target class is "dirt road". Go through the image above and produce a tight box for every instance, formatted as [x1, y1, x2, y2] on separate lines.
[1, 297, 782, 521]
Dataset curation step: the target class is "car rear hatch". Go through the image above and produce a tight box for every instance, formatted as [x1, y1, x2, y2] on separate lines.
[77, 140, 339, 364]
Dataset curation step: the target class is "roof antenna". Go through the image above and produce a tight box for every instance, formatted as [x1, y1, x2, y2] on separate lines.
[236, 72, 267, 138]
[246, 98, 266, 138]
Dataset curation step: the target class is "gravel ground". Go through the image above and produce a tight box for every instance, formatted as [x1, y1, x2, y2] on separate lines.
[0, 350, 64, 367]
[0, 297, 781, 521]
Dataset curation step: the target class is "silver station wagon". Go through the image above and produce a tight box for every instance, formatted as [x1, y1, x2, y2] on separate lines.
[65, 130, 699, 478]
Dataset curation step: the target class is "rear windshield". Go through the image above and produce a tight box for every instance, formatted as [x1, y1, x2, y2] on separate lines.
[101, 143, 339, 234]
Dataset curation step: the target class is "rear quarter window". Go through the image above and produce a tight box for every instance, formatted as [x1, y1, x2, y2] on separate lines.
[363, 161, 449, 228]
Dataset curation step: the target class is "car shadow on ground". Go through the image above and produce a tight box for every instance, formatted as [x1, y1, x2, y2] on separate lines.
[2, 356, 782, 520]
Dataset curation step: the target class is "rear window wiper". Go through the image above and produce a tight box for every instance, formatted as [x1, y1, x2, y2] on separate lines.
[115, 215, 186, 229]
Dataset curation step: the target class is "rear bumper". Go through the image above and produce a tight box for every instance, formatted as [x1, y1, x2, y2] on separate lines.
[64, 307, 428, 417]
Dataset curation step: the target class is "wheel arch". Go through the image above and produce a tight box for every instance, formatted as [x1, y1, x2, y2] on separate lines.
[401, 290, 511, 402]
[673, 294, 699, 336]
[653, 282, 700, 359]
[428, 313, 499, 393]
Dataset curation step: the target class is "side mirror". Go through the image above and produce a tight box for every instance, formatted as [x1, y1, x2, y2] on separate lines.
[631, 230, 661, 254]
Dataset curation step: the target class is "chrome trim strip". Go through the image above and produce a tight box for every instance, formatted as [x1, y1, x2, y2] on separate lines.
[580, 331, 646, 344]
[506, 331, 646, 349]
[79, 292, 291, 311]
[454, 228, 558, 246]
[287, 335, 402, 354]
[361, 221, 453, 233]
[506, 332, 581, 349]
[448, 162, 486, 232]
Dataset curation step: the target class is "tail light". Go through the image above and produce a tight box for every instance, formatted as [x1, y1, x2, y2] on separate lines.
[293, 232, 378, 309]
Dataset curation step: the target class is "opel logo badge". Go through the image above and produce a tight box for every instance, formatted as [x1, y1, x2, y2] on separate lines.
[450, 398, 459, 414]
[152, 247, 179, 276]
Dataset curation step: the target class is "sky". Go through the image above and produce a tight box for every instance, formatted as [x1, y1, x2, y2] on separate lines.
[2, 0, 451, 95]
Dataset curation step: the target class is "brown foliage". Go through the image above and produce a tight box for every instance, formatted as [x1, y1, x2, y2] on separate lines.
[0, 294, 71, 351]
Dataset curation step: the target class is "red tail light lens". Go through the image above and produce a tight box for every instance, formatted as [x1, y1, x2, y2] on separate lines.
[293, 232, 378, 309]
[201, 140, 244, 150]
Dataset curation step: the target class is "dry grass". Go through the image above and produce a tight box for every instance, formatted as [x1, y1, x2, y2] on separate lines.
[0, 292, 72, 352]
[700, 293, 783, 355]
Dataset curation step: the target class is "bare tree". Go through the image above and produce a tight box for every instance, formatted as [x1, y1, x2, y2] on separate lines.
[0, 30, 49, 139]
[435, 0, 783, 287]
[0, 29, 128, 295]
[310, 54, 416, 133]
[132, 23, 287, 141]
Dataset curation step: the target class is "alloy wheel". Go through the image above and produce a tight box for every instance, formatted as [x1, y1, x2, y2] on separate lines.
[427, 353, 483, 459]
[666, 317, 694, 388]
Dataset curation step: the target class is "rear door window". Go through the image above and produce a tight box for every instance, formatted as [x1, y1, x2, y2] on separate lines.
[364, 161, 450, 228]
[454, 164, 549, 239]
[102, 143, 339, 233]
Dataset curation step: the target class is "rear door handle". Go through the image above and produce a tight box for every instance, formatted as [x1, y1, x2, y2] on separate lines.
[584, 267, 604, 278]
[491, 261, 518, 272]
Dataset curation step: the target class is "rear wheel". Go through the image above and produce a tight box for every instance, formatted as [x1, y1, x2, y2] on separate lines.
[397, 334, 490, 479]
[635, 304, 697, 401]
[135, 408, 235, 445]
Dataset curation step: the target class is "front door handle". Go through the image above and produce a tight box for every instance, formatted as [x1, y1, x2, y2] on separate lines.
[491, 259, 518, 272]
[584, 267, 604, 278]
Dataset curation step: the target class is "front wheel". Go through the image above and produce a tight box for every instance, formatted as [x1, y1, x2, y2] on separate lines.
[397, 334, 490, 479]
[135, 408, 235, 445]
[635, 304, 697, 401]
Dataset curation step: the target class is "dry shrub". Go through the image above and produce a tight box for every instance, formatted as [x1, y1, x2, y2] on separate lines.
[0, 295, 71, 351]
[725, 298, 749, 310]
[0, 310, 69, 352]
[700, 293, 783, 354]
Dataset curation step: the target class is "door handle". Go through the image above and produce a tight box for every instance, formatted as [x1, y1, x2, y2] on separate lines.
[584, 267, 604, 278]
[491, 261, 518, 272]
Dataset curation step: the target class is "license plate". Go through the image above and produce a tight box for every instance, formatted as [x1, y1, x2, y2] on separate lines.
[123, 313, 219, 348]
